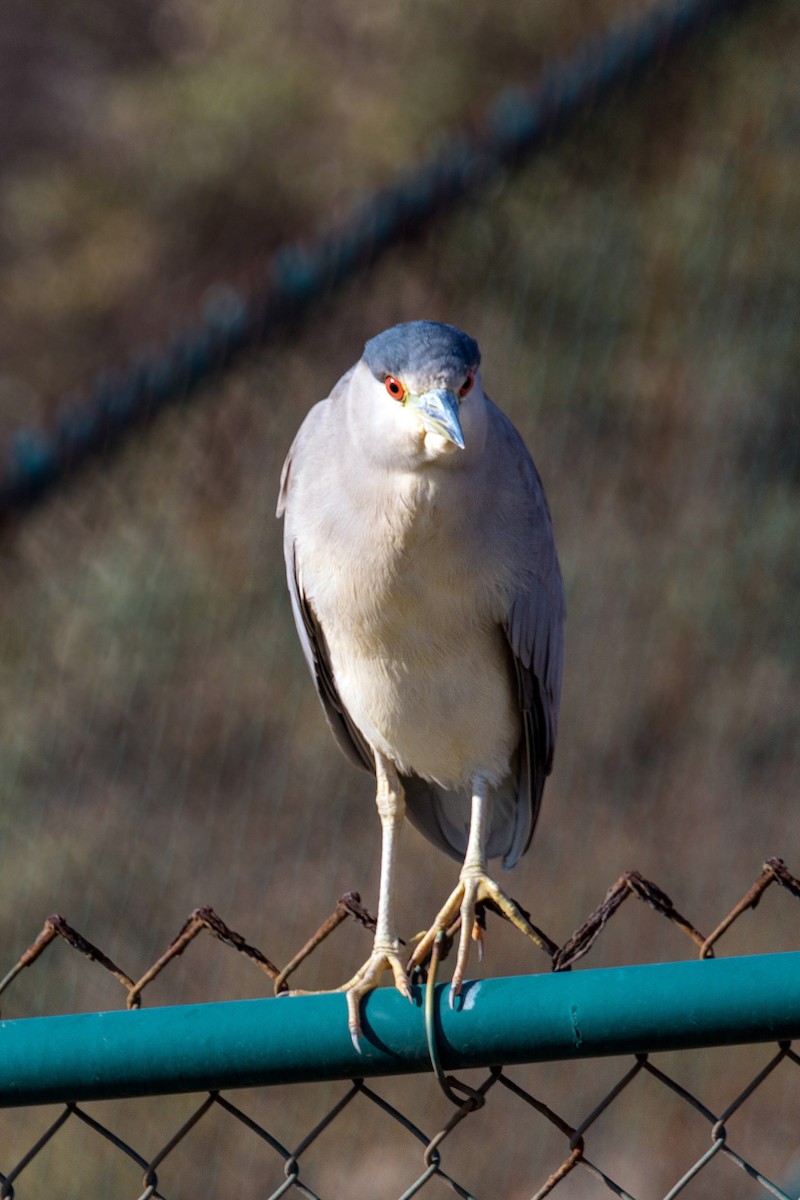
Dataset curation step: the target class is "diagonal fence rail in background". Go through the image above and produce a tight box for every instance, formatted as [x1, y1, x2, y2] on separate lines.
[1, 858, 799, 1198]
[0, 0, 760, 521]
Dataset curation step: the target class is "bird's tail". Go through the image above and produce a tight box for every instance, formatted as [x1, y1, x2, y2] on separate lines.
[402, 767, 532, 870]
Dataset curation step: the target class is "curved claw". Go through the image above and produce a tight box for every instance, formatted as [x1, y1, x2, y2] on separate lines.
[338, 941, 412, 1045]
[450, 875, 483, 997]
[408, 869, 546, 996]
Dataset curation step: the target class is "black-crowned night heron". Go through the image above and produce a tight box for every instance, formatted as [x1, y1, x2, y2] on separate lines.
[277, 320, 565, 1044]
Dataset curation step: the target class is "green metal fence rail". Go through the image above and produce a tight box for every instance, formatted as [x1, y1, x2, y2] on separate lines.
[2, 957, 800, 1198]
[2, 954, 800, 1109]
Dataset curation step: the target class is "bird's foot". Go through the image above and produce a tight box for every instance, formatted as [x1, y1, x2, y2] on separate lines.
[337, 938, 412, 1050]
[408, 868, 544, 999]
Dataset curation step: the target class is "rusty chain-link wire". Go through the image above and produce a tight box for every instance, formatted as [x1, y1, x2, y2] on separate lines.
[1, 857, 799, 1198]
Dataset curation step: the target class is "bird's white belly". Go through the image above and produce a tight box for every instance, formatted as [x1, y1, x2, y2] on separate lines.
[326, 619, 518, 789]
[299, 464, 522, 789]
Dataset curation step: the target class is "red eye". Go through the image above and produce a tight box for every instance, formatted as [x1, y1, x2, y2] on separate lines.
[385, 375, 406, 401]
[459, 371, 474, 397]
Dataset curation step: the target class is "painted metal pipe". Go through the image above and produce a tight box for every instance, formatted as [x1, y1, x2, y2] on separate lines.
[1, 953, 799, 1108]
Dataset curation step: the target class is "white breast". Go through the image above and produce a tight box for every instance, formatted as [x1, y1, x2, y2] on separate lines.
[300, 469, 520, 789]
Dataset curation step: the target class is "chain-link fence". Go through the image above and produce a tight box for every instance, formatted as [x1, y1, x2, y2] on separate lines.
[2, 858, 799, 1198]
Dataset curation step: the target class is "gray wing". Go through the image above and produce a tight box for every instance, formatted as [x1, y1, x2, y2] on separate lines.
[277, 404, 375, 777]
[286, 537, 374, 774]
[502, 412, 566, 868]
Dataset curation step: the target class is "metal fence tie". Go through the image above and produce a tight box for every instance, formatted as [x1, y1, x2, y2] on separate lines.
[423, 932, 485, 1112]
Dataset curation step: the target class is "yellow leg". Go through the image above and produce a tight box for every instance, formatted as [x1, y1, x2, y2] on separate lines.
[407, 778, 545, 996]
[338, 751, 411, 1048]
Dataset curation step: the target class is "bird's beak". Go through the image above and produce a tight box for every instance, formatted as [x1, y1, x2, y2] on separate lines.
[408, 388, 465, 449]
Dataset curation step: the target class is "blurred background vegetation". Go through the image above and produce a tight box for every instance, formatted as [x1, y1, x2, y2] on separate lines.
[1, 0, 799, 1195]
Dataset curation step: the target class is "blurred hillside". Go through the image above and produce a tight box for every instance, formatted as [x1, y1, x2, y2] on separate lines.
[1, 0, 799, 1196]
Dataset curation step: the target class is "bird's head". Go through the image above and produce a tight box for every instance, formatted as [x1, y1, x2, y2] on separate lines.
[356, 321, 484, 463]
